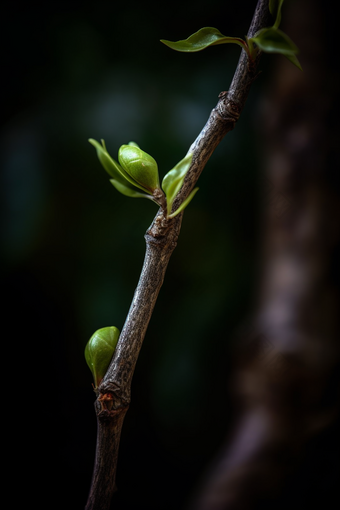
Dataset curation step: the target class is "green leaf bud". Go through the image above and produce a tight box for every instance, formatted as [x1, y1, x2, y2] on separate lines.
[89, 138, 161, 201]
[118, 145, 160, 192]
[85, 326, 120, 388]
[89, 138, 148, 193]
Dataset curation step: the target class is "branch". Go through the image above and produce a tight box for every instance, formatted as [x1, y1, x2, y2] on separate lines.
[85, 2, 271, 509]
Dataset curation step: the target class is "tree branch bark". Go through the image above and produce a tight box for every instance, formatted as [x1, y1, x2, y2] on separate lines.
[85, 2, 271, 509]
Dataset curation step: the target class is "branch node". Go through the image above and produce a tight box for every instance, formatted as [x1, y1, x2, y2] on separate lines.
[96, 391, 130, 421]
[98, 405, 129, 422]
[216, 96, 241, 126]
[146, 211, 172, 239]
[98, 392, 114, 411]
[98, 382, 131, 409]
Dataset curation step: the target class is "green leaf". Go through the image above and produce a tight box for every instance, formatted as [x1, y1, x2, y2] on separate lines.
[250, 27, 298, 55]
[269, 0, 284, 28]
[110, 179, 154, 200]
[162, 153, 193, 215]
[85, 326, 120, 388]
[89, 138, 126, 180]
[118, 144, 160, 192]
[161, 27, 247, 53]
[89, 138, 151, 194]
[168, 187, 199, 218]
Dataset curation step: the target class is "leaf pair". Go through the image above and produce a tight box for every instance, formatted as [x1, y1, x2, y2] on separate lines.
[89, 139, 198, 218]
[160, 0, 301, 70]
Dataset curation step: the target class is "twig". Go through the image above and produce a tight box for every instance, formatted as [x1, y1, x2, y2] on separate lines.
[85, 2, 271, 509]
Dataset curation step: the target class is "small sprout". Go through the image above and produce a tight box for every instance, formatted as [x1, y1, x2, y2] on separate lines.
[85, 326, 120, 388]
[90, 139, 197, 218]
[89, 139, 161, 204]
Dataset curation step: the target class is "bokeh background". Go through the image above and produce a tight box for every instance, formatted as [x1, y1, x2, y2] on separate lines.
[2, 1, 337, 509]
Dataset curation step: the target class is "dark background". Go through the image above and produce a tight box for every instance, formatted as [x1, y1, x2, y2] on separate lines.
[2, 1, 335, 509]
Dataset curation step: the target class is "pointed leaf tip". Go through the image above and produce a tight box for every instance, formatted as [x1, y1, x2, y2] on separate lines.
[284, 52, 303, 71]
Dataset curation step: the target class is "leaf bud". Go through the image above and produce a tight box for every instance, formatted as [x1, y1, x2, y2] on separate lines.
[84, 326, 120, 388]
[118, 145, 160, 192]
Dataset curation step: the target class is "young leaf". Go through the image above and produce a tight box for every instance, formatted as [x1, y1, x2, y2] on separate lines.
[168, 187, 199, 219]
[250, 27, 302, 70]
[250, 27, 298, 55]
[110, 179, 154, 200]
[161, 27, 247, 53]
[162, 153, 193, 215]
[89, 138, 126, 180]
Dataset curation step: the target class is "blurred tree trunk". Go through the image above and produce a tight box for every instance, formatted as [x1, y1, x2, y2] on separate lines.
[190, 1, 340, 508]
